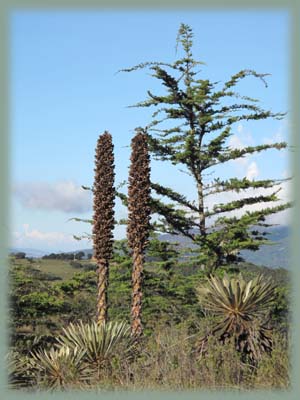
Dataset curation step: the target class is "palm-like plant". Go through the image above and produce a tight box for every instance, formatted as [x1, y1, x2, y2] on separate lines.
[29, 345, 88, 390]
[6, 351, 36, 389]
[8, 321, 135, 390]
[57, 320, 135, 376]
[196, 273, 276, 362]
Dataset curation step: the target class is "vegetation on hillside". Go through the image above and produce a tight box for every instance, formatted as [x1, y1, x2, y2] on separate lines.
[8, 251, 290, 390]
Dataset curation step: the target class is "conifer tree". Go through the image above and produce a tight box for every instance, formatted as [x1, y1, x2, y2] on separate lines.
[127, 129, 151, 337]
[93, 131, 115, 323]
[121, 24, 291, 271]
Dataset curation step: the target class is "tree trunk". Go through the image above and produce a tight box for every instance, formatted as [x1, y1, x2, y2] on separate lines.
[131, 249, 144, 337]
[96, 259, 109, 324]
[197, 180, 206, 237]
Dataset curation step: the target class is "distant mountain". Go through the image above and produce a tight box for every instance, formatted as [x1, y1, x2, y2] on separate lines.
[9, 248, 95, 259]
[158, 225, 290, 269]
[10, 225, 290, 268]
[70, 227, 290, 269]
[240, 226, 290, 269]
[10, 248, 50, 258]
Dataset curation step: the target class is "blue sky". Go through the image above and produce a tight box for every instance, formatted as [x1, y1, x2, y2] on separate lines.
[10, 9, 291, 252]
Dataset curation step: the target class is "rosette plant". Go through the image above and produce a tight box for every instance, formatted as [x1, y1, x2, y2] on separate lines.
[29, 345, 88, 390]
[196, 273, 276, 362]
[57, 320, 135, 377]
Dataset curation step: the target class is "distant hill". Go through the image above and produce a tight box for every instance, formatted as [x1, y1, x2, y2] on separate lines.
[11, 225, 290, 269]
[240, 225, 290, 269]
[158, 225, 290, 269]
[78, 225, 290, 269]
[9, 248, 49, 258]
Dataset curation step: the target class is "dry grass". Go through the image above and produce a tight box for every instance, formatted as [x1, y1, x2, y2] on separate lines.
[8, 324, 290, 392]
[74, 326, 290, 392]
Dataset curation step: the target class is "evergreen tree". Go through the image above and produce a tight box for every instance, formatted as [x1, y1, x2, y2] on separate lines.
[127, 129, 151, 337]
[93, 131, 115, 323]
[121, 23, 291, 271]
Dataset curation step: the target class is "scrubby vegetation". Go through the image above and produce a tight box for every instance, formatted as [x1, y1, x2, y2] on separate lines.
[7, 248, 290, 391]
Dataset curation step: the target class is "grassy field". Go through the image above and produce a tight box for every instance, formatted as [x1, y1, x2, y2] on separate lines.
[10, 257, 90, 280]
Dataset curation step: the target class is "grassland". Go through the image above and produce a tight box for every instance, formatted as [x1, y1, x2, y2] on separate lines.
[10, 257, 81, 280]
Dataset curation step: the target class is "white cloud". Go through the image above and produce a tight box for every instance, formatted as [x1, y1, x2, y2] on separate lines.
[13, 181, 92, 213]
[263, 118, 289, 145]
[229, 134, 244, 150]
[246, 161, 259, 180]
[22, 224, 73, 242]
[228, 125, 256, 169]
[12, 224, 90, 251]
[229, 124, 254, 150]
[263, 132, 283, 145]
[237, 124, 243, 134]
[204, 179, 292, 226]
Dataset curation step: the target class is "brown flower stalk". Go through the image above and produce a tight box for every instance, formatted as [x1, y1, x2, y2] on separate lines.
[127, 129, 151, 337]
[93, 131, 115, 324]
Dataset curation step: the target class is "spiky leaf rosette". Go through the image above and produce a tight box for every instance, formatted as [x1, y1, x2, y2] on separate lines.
[29, 345, 88, 389]
[196, 274, 276, 362]
[93, 131, 115, 323]
[57, 320, 136, 370]
[127, 129, 151, 337]
[6, 351, 36, 389]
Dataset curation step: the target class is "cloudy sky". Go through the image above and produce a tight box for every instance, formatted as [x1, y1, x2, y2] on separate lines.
[10, 9, 291, 252]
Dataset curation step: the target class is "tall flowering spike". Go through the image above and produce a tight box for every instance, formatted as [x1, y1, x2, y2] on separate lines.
[93, 131, 115, 324]
[127, 129, 151, 337]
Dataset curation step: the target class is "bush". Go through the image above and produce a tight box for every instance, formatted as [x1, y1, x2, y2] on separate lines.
[69, 261, 83, 269]
[14, 252, 26, 259]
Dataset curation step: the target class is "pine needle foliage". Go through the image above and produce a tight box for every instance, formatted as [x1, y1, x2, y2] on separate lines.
[120, 23, 292, 270]
[93, 131, 115, 323]
[127, 129, 151, 337]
